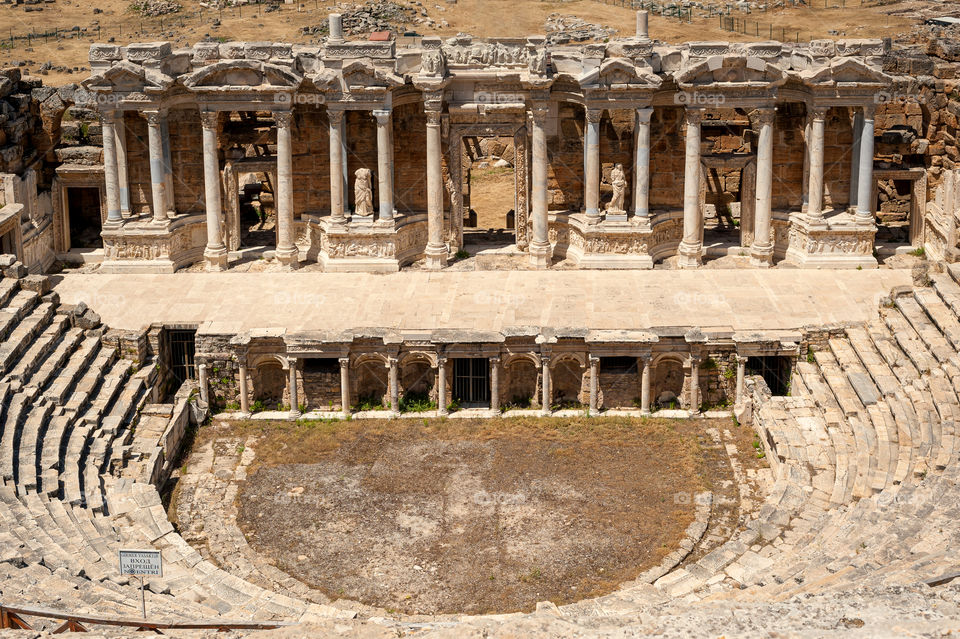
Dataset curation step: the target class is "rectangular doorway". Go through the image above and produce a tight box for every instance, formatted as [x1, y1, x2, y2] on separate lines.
[67, 186, 103, 248]
[169, 329, 197, 384]
[746, 356, 792, 396]
[453, 358, 490, 406]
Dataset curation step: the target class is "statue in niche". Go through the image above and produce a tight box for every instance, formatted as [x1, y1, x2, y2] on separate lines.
[528, 47, 547, 75]
[354, 168, 373, 217]
[421, 48, 446, 75]
[606, 163, 626, 214]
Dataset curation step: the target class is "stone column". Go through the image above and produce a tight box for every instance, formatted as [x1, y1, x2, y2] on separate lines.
[541, 358, 552, 415]
[198, 363, 209, 404]
[806, 106, 827, 223]
[238, 365, 250, 414]
[588, 356, 599, 414]
[100, 110, 123, 226]
[678, 108, 703, 268]
[144, 111, 168, 224]
[584, 108, 602, 223]
[734, 354, 747, 407]
[425, 109, 448, 269]
[328, 109, 346, 223]
[489, 356, 500, 412]
[275, 110, 299, 269]
[856, 104, 877, 224]
[339, 357, 351, 417]
[529, 103, 552, 268]
[633, 107, 653, 228]
[373, 109, 395, 222]
[328, 13, 344, 41]
[161, 115, 175, 215]
[688, 354, 701, 413]
[636, 10, 649, 38]
[288, 360, 300, 417]
[114, 113, 130, 217]
[849, 108, 863, 211]
[200, 111, 228, 270]
[388, 356, 400, 415]
[437, 356, 448, 416]
[639, 354, 651, 415]
[751, 108, 775, 267]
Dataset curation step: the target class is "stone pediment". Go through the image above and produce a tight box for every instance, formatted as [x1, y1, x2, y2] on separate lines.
[676, 55, 787, 89]
[182, 60, 303, 93]
[339, 59, 404, 94]
[799, 57, 891, 88]
[579, 58, 661, 91]
[83, 61, 173, 94]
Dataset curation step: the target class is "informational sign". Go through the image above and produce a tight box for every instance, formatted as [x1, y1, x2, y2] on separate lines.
[118, 549, 163, 578]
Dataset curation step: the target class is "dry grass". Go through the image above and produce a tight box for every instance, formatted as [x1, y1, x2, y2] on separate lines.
[0, 0, 917, 86]
[189, 415, 737, 614]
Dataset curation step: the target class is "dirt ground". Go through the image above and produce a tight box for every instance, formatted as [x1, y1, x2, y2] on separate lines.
[211, 416, 748, 615]
[0, 0, 923, 86]
[468, 166, 516, 230]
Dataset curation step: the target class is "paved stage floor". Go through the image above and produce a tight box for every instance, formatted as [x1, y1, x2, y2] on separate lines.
[52, 269, 913, 335]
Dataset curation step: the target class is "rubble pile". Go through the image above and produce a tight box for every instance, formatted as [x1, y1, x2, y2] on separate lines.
[544, 14, 616, 44]
[130, 0, 183, 16]
[301, 1, 427, 37]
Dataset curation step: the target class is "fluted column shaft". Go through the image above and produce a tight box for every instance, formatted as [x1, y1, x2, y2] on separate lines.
[328, 109, 346, 223]
[750, 108, 775, 267]
[437, 357, 448, 416]
[529, 103, 551, 268]
[425, 109, 448, 269]
[689, 355, 701, 413]
[584, 108, 602, 222]
[541, 358, 552, 415]
[275, 110, 298, 268]
[144, 111, 168, 224]
[849, 108, 863, 209]
[640, 355, 651, 415]
[678, 108, 703, 268]
[633, 107, 653, 224]
[200, 111, 227, 270]
[339, 357, 351, 417]
[589, 356, 599, 414]
[856, 105, 877, 223]
[735, 355, 747, 407]
[807, 106, 827, 222]
[238, 365, 249, 414]
[288, 361, 300, 417]
[489, 357, 500, 412]
[101, 111, 123, 226]
[374, 109, 395, 222]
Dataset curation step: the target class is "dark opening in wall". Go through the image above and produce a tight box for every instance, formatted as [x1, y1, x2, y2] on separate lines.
[169, 329, 197, 384]
[453, 358, 490, 406]
[599, 356, 637, 375]
[747, 355, 792, 396]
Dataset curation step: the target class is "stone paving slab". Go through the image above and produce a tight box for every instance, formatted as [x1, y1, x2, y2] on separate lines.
[51, 270, 912, 334]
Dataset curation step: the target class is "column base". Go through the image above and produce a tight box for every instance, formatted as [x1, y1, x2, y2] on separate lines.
[203, 246, 229, 271]
[676, 241, 702, 269]
[276, 246, 300, 270]
[425, 243, 448, 270]
[749, 243, 774, 267]
[528, 241, 553, 269]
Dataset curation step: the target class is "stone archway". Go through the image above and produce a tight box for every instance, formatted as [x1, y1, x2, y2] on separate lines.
[503, 357, 540, 409]
[653, 357, 684, 409]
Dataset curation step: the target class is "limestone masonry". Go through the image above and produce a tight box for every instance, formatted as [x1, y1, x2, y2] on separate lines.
[0, 9, 959, 636]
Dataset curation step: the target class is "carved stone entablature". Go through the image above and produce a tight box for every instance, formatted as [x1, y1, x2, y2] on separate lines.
[125, 42, 173, 64]
[580, 58, 661, 92]
[182, 60, 304, 93]
[90, 44, 123, 63]
[442, 40, 528, 68]
[676, 55, 787, 90]
[324, 41, 395, 60]
[799, 57, 893, 100]
[339, 59, 403, 96]
[83, 61, 174, 96]
[687, 42, 730, 59]
[744, 42, 783, 59]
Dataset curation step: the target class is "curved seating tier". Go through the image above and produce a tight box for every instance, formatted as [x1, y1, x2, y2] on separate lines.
[0, 262, 959, 634]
